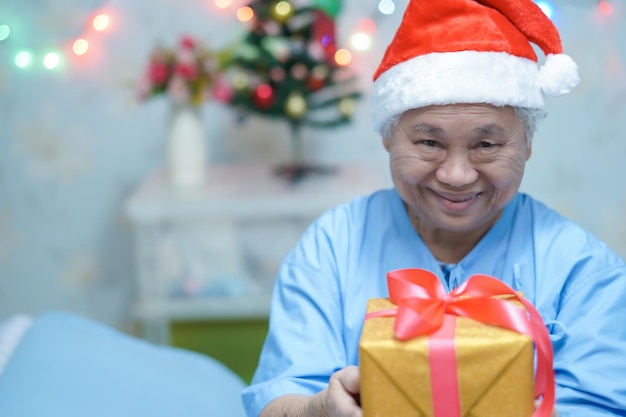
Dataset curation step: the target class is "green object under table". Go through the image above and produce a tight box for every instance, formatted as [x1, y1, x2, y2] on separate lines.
[170, 319, 269, 384]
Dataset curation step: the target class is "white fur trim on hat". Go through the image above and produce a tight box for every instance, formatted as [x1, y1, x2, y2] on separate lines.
[372, 50, 544, 133]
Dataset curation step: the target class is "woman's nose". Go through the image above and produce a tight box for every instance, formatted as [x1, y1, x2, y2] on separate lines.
[436, 155, 478, 187]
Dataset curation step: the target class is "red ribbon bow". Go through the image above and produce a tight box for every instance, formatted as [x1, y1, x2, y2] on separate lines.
[366, 268, 555, 417]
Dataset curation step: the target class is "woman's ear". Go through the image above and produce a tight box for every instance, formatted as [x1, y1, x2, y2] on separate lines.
[526, 144, 532, 160]
[383, 135, 391, 152]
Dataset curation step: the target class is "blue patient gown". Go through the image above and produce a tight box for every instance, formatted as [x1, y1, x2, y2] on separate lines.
[242, 189, 626, 417]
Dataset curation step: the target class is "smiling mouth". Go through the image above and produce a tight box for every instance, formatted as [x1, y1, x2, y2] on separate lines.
[438, 192, 482, 203]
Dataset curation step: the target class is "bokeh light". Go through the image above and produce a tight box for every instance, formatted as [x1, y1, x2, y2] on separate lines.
[274, 1, 293, 17]
[232, 72, 249, 90]
[256, 84, 273, 99]
[334, 48, 352, 66]
[43, 52, 61, 69]
[378, 0, 396, 15]
[0, 24, 10, 42]
[15, 51, 33, 68]
[237, 6, 255, 22]
[350, 32, 372, 51]
[93, 14, 110, 31]
[357, 18, 377, 33]
[321, 34, 334, 47]
[598, 0, 613, 16]
[73, 38, 89, 56]
[214, 0, 233, 8]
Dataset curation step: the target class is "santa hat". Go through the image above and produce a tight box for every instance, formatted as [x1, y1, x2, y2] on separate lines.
[372, 0, 580, 133]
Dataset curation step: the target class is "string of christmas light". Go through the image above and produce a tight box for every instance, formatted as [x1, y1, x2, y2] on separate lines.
[0, 8, 113, 71]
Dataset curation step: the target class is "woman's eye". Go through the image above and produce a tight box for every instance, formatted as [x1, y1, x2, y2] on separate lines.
[419, 139, 439, 147]
[478, 141, 495, 148]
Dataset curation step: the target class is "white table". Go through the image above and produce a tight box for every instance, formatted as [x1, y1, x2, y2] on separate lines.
[125, 163, 391, 344]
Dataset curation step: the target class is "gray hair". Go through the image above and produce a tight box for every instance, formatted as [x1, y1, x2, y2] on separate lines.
[514, 107, 546, 144]
[381, 106, 546, 144]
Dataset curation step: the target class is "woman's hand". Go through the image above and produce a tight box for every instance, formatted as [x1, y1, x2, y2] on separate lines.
[322, 366, 362, 417]
[259, 366, 362, 417]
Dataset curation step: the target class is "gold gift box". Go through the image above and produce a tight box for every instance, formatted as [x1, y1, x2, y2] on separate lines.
[360, 298, 534, 417]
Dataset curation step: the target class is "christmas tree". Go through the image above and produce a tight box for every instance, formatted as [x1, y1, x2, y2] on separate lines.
[224, 0, 362, 180]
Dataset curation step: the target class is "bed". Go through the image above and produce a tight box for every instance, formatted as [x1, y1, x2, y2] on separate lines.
[0, 311, 247, 417]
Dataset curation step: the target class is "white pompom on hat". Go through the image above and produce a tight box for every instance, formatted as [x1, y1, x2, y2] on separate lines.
[372, 0, 580, 133]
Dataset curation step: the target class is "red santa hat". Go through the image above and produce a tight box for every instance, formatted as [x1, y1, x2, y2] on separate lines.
[372, 0, 580, 133]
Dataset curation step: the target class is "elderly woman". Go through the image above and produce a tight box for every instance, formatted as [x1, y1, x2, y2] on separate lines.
[242, 0, 626, 416]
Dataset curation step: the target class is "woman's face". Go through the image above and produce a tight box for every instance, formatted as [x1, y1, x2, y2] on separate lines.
[385, 104, 531, 235]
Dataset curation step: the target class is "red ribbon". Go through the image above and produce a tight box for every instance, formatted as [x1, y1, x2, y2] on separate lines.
[366, 268, 555, 417]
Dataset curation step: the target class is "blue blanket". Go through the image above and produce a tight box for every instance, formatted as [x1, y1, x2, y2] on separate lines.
[0, 311, 246, 417]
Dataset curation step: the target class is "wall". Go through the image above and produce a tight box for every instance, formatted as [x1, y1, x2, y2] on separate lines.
[0, 0, 624, 329]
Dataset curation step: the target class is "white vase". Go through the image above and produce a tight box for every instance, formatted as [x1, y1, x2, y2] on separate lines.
[166, 104, 208, 188]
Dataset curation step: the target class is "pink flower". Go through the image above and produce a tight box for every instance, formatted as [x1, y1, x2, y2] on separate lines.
[149, 62, 170, 84]
[175, 63, 197, 80]
[179, 35, 196, 50]
[138, 35, 216, 105]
